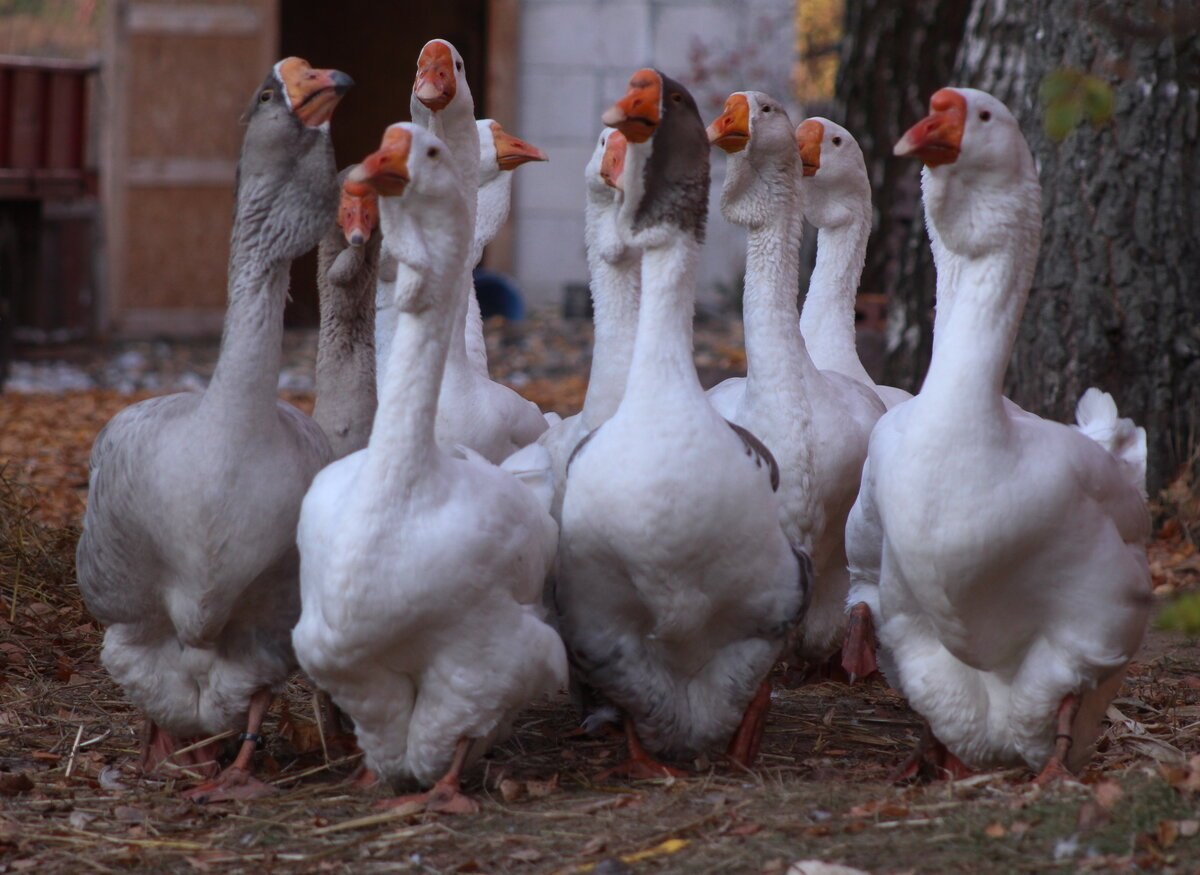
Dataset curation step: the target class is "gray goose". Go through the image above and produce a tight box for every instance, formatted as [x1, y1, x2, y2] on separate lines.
[76, 58, 351, 802]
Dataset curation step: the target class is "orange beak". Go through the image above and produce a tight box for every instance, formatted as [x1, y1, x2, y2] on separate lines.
[894, 88, 966, 167]
[348, 126, 413, 197]
[276, 57, 354, 128]
[601, 69, 661, 144]
[413, 41, 457, 112]
[706, 94, 751, 153]
[599, 131, 627, 190]
[490, 122, 548, 171]
[796, 119, 823, 176]
[337, 178, 379, 247]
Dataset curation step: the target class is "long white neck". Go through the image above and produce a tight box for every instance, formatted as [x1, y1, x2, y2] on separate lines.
[461, 172, 511, 376]
[919, 170, 1042, 418]
[739, 177, 823, 396]
[621, 234, 704, 410]
[365, 203, 466, 486]
[801, 210, 872, 382]
[582, 198, 640, 424]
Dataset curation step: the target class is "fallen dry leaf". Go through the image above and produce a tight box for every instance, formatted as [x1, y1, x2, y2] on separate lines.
[984, 822, 1006, 838]
[0, 773, 34, 796]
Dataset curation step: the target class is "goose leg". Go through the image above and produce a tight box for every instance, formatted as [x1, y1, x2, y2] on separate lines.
[183, 689, 277, 803]
[841, 602, 879, 682]
[726, 678, 771, 768]
[1033, 693, 1080, 784]
[315, 689, 360, 757]
[139, 722, 221, 779]
[377, 737, 480, 814]
[890, 723, 973, 784]
[594, 717, 687, 781]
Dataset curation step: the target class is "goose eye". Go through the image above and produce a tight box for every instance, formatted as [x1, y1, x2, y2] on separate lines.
[427, 146, 439, 158]
[455, 61, 463, 71]
[979, 110, 992, 122]
[832, 136, 842, 146]
[260, 89, 273, 103]
[762, 105, 771, 113]
[670, 92, 682, 103]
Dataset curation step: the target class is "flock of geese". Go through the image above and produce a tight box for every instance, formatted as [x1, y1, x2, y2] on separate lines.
[74, 39, 1152, 811]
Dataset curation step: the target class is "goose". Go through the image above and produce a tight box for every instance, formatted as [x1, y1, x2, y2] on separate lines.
[313, 171, 381, 459]
[795, 118, 911, 409]
[556, 70, 810, 775]
[292, 123, 566, 813]
[75, 58, 352, 801]
[844, 87, 1151, 780]
[375, 39, 547, 462]
[463, 119, 548, 374]
[503, 128, 640, 523]
[705, 92, 884, 670]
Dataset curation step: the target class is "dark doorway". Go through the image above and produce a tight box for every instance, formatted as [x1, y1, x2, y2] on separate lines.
[280, 0, 489, 325]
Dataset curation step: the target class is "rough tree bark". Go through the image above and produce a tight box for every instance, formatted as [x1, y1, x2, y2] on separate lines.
[882, 0, 1200, 493]
[833, 0, 971, 302]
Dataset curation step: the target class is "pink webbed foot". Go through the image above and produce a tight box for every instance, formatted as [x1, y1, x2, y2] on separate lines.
[890, 725, 974, 784]
[841, 602, 879, 683]
[594, 718, 688, 781]
[183, 765, 278, 803]
[139, 722, 221, 780]
[1032, 693, 1081, 784]
[726, 679, 772, 768]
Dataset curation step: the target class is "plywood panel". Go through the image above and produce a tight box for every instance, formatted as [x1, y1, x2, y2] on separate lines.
[127, 33, 261, 161]
[122, 186, 233, 310]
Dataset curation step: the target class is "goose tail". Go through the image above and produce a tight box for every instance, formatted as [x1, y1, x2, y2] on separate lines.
[1075, 388, 1147, 497]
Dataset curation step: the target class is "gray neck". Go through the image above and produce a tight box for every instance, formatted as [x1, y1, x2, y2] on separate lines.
[314, 228, 380, 458]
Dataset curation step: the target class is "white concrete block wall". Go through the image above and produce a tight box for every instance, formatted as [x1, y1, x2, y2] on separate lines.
[512, 0, 796, 311]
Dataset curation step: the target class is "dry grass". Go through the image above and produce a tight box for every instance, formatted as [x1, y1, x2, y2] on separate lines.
[2, 387, 1200, 873]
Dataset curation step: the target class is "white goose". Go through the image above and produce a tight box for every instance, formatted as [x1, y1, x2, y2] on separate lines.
[845, 87, 1150, 780]
[705, 92, 884, 668]
[76, 59, 352, 800]
[796, 118, 911, 409]
[463, 118, 549, 375]
[375, 39, 547, 462]
[504, 128, 640, 522]
[556, 71, 809, 774]
[293, 123, 566, 813]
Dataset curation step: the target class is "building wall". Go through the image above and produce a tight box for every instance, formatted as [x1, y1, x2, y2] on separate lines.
[512, 0, 796, 311]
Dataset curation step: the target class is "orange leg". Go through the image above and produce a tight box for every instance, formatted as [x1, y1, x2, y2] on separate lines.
[1033, 693, 1080, 784]
[377, 738, 480, 814]
[183, 689, 277, 803]
[890, 724, 974, 784]
[315, 690, 361, 757]
[594, 718, 687, 781]
[139, 722, 221, 779]
[726, 678, 772, 768]
[841, 602, 879, 682]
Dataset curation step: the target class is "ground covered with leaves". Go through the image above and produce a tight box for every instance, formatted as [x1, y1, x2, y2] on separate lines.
[2, 322, 1200, 874]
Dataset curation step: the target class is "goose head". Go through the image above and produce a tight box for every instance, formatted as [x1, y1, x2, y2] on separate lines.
[796, 118, 871, 231]
[337, 172, 379, 248]
[348, 124, 469, 309]
[474, 119, 546, 250]
[706, 91, 796, 229]
[411, 39, 473, 123]
[584, 129, 634, 265]
[601, 68, 709, 248]
[237, 57, 354, 261]
[895, 87, 1040, 259]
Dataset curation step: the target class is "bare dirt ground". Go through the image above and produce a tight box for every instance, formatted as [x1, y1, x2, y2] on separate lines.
[2, 321, 1200, 874]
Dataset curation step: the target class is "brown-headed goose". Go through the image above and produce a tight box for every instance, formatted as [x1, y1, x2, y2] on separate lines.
[705, 92, 885, 673]
[293, 124, 565, 813]
[555, 71, 810, 775]
[845, 88, 1150, 781]
[76, 58, 352, 801]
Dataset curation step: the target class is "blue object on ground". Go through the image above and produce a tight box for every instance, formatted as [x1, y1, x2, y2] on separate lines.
[473, 268, 526, 320]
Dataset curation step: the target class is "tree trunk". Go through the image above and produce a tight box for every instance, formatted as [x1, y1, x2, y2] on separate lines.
[884, 0, 1200, 493]
[833, 0, 970, 312]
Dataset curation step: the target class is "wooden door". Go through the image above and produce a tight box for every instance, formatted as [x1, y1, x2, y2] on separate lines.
[103, 0, 278, 336]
